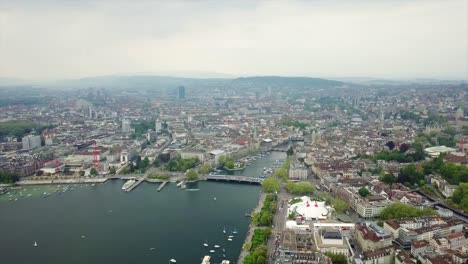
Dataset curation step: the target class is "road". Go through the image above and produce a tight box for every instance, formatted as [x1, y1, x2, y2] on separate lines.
[267, 187, 291, 264]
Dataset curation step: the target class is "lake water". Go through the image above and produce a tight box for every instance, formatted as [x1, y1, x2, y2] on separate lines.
[0, 151, 286, 264]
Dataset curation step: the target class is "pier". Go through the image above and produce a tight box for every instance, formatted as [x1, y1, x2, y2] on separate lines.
[124, 177, 146, 192]
[157, 181, 169, 192]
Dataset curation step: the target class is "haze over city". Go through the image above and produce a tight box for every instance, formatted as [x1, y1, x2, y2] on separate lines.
[1, 0, 467, 80]
[1, 1, 468, 264]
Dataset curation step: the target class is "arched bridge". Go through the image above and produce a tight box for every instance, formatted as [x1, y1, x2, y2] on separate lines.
[206, 175, 263, 184]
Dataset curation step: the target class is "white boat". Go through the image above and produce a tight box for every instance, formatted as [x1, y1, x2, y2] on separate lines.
[33, 241, 38, 247]
[227, 238, 233, 241]
[214, 245, 220, 248]
[202, 255, 211, 264]
[170, 259, 177, 263]
[228, 235, 233, 238]
[209, 250, 215, 253]
[214, 197, 217, 200]
[122, 179, 136, 190]
[203, 240, 208, 247]
[223, 226, 226, 234]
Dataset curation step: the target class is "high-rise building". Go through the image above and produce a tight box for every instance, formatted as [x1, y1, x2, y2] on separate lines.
[88, 106, 93, 119]
[155, 120, 162, 132]
[178, 86, 185, 99]
[22, 135, 42, 150]
[122, 119, 131, 133]
[147, 129, 157, 142]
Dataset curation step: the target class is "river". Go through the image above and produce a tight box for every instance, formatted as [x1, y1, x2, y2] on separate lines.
[0, 151, 286, 264]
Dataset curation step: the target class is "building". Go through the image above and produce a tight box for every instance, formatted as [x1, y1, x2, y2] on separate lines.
[314, 228, 351, 256]
[424, 146, 456, 158]
[355, 200, 389, 218]
[289, 161, 308, 180]
[356, 223, 392, 251]
[22, 135, 41, 150]
[180, 148, 205, 161]
[288, 196, 329, 220]
[447, 232, 464, 250]
[147, 130, 157, 143]
[178, 86, 185, 99]
[88, 106, 93, 119]
[122, 119, 131, 133]
[155, 120, 162, 132]
[411, 240, 431, 257]
[361, 246, 394, 264]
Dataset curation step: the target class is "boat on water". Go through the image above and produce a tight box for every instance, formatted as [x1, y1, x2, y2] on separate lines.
[122, 179, 136, 190]
[202, 255, 211, 264]
[170, 259, 177, 263]
[232, 228, 238, 234]
[203, 242, 209, 247]
[223, 226, 226, 234]
[209, 250, 215, 253]
[214, 197, 217, 200]
[221, 260, 230, 264]
[227, 238, 233, 241]
[214, 245, 220, 248]
[33, 241, 38, 247]
[228, 235, 233, 238]
[186, 189, 200, 191]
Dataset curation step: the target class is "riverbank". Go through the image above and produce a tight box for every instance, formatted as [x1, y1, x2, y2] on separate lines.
[237, 192, 267, 264]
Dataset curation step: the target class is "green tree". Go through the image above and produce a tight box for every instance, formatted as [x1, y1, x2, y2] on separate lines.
[262, 177, 280, 193]
[286, 146, 294, 156]
[332, 198, 348, 214]
[186, 169, 199, 181]
[451, 183, 468, 211]
[198, 164, 212, 174]
[358, 187, 370, 197]
[143, 157, 150, 168]
[90, 168, 98, 176]
[325, 252, 348, 264]
[379, 173, 396, 185]
[225, 160, 235, 169]
[380, 202, 437, 220]
[109, 167, 116, 174]
[0, 171, 20, 183]
[286, 182, 315, 194]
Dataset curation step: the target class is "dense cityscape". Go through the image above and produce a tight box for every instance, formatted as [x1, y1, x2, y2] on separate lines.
[0, 77, 467, 263]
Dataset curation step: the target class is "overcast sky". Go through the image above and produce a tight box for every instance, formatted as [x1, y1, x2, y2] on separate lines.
[0, 0, 467, 80]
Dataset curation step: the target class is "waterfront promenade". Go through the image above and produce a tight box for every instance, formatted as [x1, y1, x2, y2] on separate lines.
[237, 192, 267, 264]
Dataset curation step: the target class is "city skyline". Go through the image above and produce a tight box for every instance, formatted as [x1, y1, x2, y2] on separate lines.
[1, 0, 467, 80]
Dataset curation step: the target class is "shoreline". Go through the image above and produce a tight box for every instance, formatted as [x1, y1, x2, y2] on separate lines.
[237, 192, 267, 264]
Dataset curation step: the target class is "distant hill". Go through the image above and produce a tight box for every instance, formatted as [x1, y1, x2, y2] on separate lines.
[0, 75, 346, 90]
[228, 76, 344, 89]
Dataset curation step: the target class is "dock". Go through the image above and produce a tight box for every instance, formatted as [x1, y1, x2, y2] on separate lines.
[157, 181, 168, 192]
[124, 177, 146, 192]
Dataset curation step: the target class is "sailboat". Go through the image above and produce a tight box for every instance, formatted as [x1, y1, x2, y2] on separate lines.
[33, 241, 38, 247]
[203, 240, 208, 247]
[223, 226, 226, 234]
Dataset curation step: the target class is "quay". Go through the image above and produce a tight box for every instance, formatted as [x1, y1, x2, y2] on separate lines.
[15, 178, 108, 186]
[124, 177, 146, 192]
[157, 181, 169, 192]
[237, 193, 267, 264]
